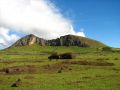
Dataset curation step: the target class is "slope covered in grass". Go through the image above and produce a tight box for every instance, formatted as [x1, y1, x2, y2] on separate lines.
[0, 45, 120, 90]
[0, 40, 119, 90]
[2, 45, 99, 55]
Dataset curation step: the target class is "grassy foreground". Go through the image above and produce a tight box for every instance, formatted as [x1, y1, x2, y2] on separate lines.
[0, 45, 120, 90]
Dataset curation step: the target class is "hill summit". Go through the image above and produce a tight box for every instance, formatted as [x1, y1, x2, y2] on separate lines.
[12, 34, 106, 47]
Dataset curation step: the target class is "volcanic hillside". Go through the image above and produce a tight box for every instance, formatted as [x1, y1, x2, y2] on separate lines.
[12, 34, 106, 47]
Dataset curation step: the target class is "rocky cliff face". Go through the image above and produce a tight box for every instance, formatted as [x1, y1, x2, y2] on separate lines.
[12, 34, 46, 47]
[47, 35, 88, 46]
[12, 34, 106, 47]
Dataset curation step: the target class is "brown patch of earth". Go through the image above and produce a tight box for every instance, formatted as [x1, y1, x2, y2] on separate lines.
[67, 80, 86, 85]
[43, 63, 72, 73]
[0, 60, 114, 74]
[62, 61, 114, 66]
[1, 65, 38, 74]
[0, 61, 43, 64]
[0, 80, 3, 84]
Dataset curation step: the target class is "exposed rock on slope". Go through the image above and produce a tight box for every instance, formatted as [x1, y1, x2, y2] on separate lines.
[12, 34, 106, 47]
[12, 34, 46, 46]
[47, 35, 89, 46]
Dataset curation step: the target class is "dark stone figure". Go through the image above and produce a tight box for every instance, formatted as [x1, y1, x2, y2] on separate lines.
[48, 53, 60, 61]
[48, 53, 75, 60]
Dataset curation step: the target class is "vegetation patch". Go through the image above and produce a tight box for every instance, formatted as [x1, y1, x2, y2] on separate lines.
[82, 76, 92, 79]
[96, 58, 110, 61]
[102, 47, 112, 52]
[11, 78, 22, 87]
[114, 58, 119, 60]
[24, 76, 34, 80]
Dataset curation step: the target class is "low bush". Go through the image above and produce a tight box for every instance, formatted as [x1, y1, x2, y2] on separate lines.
[102, 47, 112, 52]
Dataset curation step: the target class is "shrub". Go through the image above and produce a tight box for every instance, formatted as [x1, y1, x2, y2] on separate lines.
[102, 47, 112, 52]
[57, 68, 63, 73]
[114, 58, 118, 60]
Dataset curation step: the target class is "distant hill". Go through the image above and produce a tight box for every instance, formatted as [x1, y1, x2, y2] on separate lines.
[11, 34, 106, 47]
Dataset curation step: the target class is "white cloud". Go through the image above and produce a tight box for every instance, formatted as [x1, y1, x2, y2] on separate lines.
[0, 0, 85, 48]
[0, 27, 20, 49]
[69, 26, 85, 37]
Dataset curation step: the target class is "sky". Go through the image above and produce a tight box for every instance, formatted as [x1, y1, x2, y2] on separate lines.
[0, 0, 120, 49]
[52, 0, 120, 48]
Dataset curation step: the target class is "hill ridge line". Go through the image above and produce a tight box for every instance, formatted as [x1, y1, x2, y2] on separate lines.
[11, 34, 106, 47]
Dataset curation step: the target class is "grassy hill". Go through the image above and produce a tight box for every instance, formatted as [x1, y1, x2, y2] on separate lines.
[0, 37, 119, 90]
[4, 45, 98, 54]
[0, 45, 99, 62]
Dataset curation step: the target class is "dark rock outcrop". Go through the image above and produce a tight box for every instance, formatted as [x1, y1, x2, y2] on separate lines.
[48, 35, 88, 46]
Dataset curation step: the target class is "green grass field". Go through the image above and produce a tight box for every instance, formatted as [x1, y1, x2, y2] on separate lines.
[0, 45, 120, 90]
